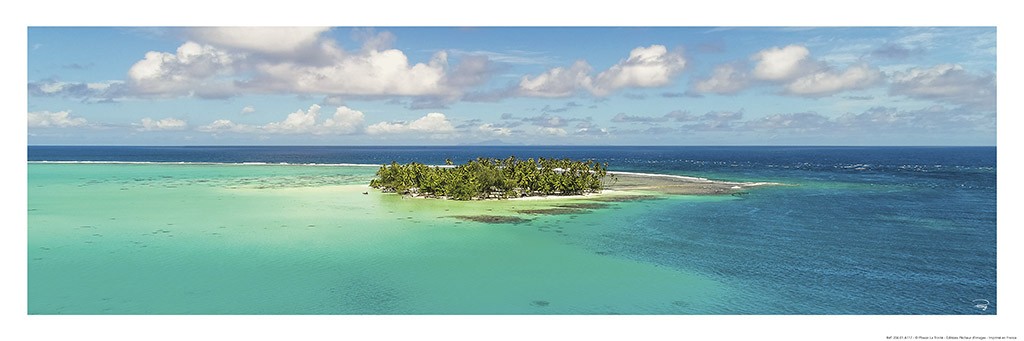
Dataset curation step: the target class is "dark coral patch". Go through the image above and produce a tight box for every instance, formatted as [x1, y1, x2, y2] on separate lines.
[448, 215, 532, 224]
[515, 207, 586, 215]
[554, 202, 611, 209]
[587, 195, 659, 202]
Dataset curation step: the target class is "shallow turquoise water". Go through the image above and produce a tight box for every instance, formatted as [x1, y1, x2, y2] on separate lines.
[28, 163, 730, 314]
[27, 146, 997, 315]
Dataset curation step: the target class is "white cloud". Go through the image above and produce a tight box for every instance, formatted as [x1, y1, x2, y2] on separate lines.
[691, 63, 750, 95]
[321, 106, 366, 134]
[136, 117, 188, 131]
[121, 30, 491, 99]
[260, 104, 364, 134]
[751, 44, 816, 81]
[575, 127, 609, 136]
[198, 104, 366, 135]
[890, 64, 995, 109]
[38, 82, 67, 94]
[785, 63, 882, 97]
[196, 119, 257, 133]
[28, 80, 125, 100]
[692, 45, 884, 97]
[518, 60, 593, 98]
[245, 49, 453, 97]
[127, 41, 236, 97]
[263, 105, 320, 134]
[518, 45, 686, 97]
[186, 27, 329, 55]
[477, 123, 512, 137]
[241, 106, 256, 114]
[366, 113, 455, 135]
[537, 127, 568, 136]
[588, 45, 686, 96]
[27, 110, 88, 128]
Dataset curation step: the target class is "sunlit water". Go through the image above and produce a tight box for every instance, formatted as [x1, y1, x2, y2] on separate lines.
[27, 146, 996, 314]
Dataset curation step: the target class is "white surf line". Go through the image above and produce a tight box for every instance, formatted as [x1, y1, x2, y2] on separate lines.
[608, 171, 714, 182]
[607, 171, 785, 187]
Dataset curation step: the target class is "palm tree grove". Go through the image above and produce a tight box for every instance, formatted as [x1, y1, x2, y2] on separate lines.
[369, 156, 612, 200]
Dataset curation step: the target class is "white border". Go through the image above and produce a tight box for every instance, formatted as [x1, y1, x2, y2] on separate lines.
[5, 1, 1019, 340]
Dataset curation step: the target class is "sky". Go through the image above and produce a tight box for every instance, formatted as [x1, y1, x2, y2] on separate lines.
[26, 27, 996, 145]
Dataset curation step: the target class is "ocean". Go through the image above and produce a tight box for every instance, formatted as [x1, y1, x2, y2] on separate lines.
[26, 146, 997, 314]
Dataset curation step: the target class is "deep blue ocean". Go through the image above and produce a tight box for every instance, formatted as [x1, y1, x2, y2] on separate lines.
[28, 146, 997, 314]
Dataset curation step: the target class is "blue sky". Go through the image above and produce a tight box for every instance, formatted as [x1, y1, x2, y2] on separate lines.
[26, 26, 996, 145]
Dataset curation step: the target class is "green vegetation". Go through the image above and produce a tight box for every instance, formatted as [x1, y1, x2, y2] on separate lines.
[369, 156, 612, 200]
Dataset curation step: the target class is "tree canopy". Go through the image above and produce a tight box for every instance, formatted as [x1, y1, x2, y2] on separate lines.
[369, 156, 612, 200]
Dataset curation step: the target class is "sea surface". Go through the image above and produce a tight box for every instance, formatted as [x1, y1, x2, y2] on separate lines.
[26, 146, 997, 314]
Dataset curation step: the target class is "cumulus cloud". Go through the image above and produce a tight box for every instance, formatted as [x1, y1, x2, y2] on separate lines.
[127, 41, 237, 98]
[784, 63, 883, 97]
[241, 106, 256, 114]
[691, 63, 750, 95]
[518, 44, 686, 97]
[574, 127, 609, 136]
[261, 104, 366, 134]
[322, 106, 366, 134]
[197, 104, 365, 135]
[245, 49, 454, 96]
[28, 80, 126, 100]
[477, 123, 512, 137]
[136, 117, 188, 131]
[889, 64, 995, 109]
[196, 119, 257, 133]
[537, 127, 568, 136]
[366, 112, 455, 135]
[187, 27, 330, 56]
[751, 44, 818, 81]
[518, 60, 593, 98]
[691, 44, 884, 97]
[112, 29, 495, 100]
[27, 110, 88, 128]
[262, 105, 320, 134]
[587, 45, 686, 96]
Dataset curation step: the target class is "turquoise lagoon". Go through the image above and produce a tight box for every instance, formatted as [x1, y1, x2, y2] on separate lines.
[27, 163, 731, 314]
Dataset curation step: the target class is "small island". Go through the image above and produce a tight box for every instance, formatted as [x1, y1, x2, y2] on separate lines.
[369, 156, 611, 200]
